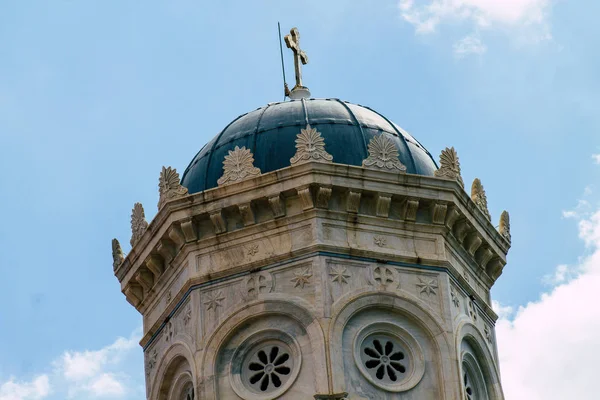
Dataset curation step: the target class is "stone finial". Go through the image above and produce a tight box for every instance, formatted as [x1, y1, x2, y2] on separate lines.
[362, 134, 407, 172]
[471, 178, 491, 221]
[158, 166, 188, 209]
[130, 202, 149, 246]
[112, 238, 124, 270]
[499, 210, 511, 243]
[434, 147, 464, 188]
[217, 146, 261, 186]
[290, 124, 333, 165]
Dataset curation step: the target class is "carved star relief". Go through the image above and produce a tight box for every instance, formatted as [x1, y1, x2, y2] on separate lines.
[183, 305, 192, 325]
[164, 321, 174, 342]
[484, 325, 492, 344]
[451, 287, 460, 308]
[329, 266, 351, 284]
[416, 278, 438, 296]
[468, 300, 478, 322]
[204, 291, 225, 311]
[146, 349, 158, 375]
[292, 268, 312, 288]
[247, 244, 259, 257]
[373, 236, 387, 247]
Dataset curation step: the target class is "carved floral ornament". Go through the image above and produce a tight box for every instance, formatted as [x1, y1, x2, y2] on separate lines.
[362, 134, 407, 172]
[111, 238, 124, 270]
[290, 124, 333, 165]
[499, 210, 511, 243]
[217, 146, 261, 186]
[157, 166, 188, 209]
[435, 147, 513, 244]
[471, 178, 491, 221]
[434, 147, 464, 188]
[130, 202, 148, 246]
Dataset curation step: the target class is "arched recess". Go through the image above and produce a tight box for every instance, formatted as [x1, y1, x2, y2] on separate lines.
[199, 295, 327, 399]
[456, 322, 504, 400]
[329, 290, 457, 399]
[150, 341, 197, 400]
[167, 371, 194, 400]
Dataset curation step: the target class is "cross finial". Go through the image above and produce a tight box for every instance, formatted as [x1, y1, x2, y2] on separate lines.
[284, 27, 310, 99]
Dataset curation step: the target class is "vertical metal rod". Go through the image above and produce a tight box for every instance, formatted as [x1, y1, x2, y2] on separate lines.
[278, 22, 288, 100]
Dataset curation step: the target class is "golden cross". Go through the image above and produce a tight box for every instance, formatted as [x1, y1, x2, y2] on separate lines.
[284, 27, 308, 89]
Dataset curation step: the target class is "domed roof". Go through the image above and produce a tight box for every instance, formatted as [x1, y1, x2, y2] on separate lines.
[181, 98, 438, 194]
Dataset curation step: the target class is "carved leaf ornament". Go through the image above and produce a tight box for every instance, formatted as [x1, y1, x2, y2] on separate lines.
[499, 210, 511, 243]
[217, 146, 261, 186]
[471, 179, 491, 221]
[290, 124, 333, 164]
[434, 147, 464, 188]
[112, 238, 124, 270]
[362, 135, 407, 172]
[158, 166, 188, 209]
[130, 202, 149, 246]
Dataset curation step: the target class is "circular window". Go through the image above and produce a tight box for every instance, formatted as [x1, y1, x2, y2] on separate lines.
[360, 334, 408, 384]
[184, 385, 194, 400]
[353, 323, 424, 392]
[463, 366, 477, 400]
[243, 342, 294, 393]
[461, 353, 489, 400]
[230, 330, 301, 400]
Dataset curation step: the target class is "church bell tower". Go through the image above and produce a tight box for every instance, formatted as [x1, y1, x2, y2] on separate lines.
[112, 27, 511, 400]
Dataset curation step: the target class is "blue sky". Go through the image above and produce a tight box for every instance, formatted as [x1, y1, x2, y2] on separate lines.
[1, 1, 599, 399]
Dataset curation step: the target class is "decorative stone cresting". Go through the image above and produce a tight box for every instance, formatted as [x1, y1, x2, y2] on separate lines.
[434, 147, 464, 188]
[499, 210, 511, 243]
[290, 124, 333, 164]
[111, 238, 124, 270]
[157, 166, 188, 209]
[471, 178, 491, 221]
[130, 202, 148, 247]
[217, 146, 261, 186]
[362, 134, 407, 172]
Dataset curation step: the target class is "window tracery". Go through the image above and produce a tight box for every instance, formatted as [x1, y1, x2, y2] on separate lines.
[352, 322, 425, 392]
[461, 342, 490, 400]
[229, 330, 302, 400]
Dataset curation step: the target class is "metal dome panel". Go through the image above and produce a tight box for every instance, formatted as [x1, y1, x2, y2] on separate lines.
[181, 98, 438, 194]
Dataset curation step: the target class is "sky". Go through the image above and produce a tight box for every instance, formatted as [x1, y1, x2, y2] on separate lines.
[0, 0, 598, 399]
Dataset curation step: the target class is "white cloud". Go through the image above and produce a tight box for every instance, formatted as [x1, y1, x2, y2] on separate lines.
[59, 336, 137, 382]
[84, 374, 125, 398]
[542, 263, 578, 285]
[55, 333, 139, 399]
[562, 199, 591, 220]
[593, 154, 600, 164]
[492, 300, 514, 319]
[497, 207, 600, 399]
[453, 34, 487, 57]
[398, 0, 552, 51]
[0, 376, 50, 400]
[0, 330, 141, 400]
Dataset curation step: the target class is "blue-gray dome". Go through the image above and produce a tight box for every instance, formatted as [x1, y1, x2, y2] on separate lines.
[181, 98, 438, 194]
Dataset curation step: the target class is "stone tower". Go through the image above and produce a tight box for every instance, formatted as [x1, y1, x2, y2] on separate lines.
[112, 29, 511, 400]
